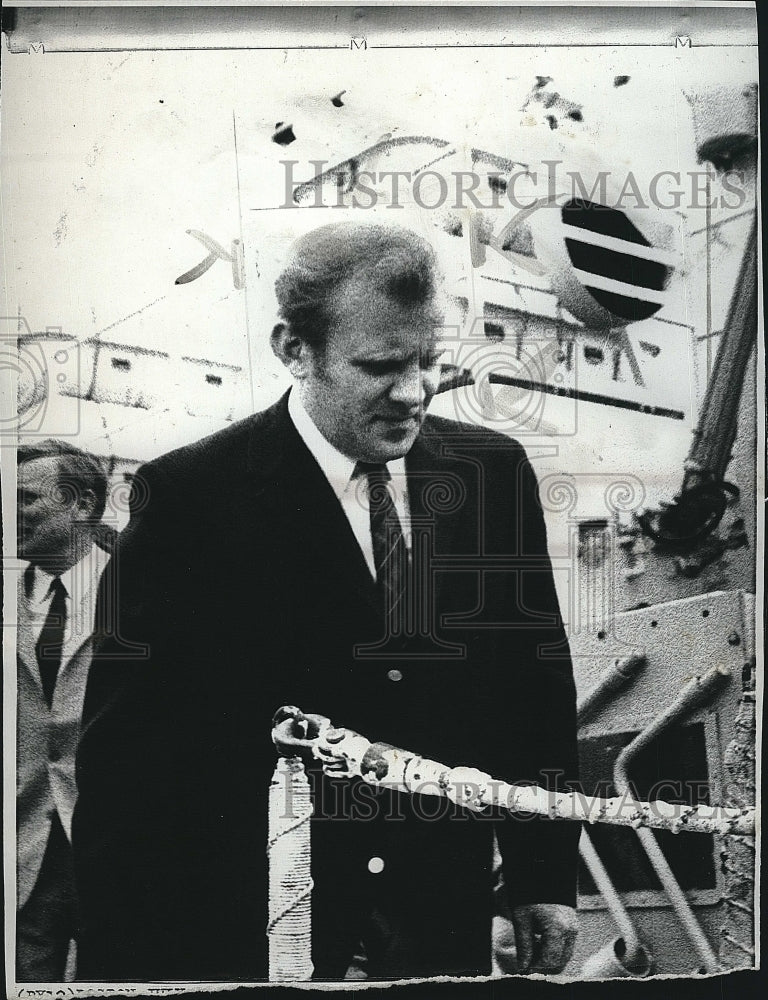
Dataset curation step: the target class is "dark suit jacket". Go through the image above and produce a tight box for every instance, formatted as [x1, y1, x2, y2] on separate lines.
[73, 392, 579, 982]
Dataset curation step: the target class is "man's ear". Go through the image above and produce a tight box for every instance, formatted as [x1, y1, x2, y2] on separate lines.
[270, 323, 310, 378]
[75, 488, 98, 521]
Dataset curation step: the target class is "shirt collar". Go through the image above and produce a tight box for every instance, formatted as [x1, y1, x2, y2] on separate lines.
[288, 389, 407, 499]
[25, 543, 108, 606]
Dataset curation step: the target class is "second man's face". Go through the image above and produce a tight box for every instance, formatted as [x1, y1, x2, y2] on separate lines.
[17, 456, 79, 566]
[298, 277, 446, 463]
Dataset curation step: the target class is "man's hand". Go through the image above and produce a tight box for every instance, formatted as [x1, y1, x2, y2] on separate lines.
[509, 903, 578, 974]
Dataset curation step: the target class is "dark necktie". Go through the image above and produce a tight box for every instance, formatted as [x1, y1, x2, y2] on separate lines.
[35, 576, 67, 707]
[355, 462, 409, 621]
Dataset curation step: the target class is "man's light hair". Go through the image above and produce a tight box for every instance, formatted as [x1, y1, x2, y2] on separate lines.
[274, 222, 444, 349]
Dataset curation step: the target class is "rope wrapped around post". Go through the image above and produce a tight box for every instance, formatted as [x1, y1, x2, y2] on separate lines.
[267, 755, 314, 981]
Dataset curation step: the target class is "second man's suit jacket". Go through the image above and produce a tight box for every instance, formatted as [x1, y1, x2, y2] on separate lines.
[74, 391, 579, 982]
[17, 544, 111, 910]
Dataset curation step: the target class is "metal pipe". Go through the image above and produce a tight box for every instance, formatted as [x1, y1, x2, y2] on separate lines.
[614, 663, 732, 786]
[577, 653, 648, 969]
[580, 936, 652, 979]
[685, 216, 757, 482]
[638, 216, 757, 544]
[579, 828, 644, 964]
[629, 827, 719, 972]
[613, 664, 732, 974]
[577, 652, 647, 724]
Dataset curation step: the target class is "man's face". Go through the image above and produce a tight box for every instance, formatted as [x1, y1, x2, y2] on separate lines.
[298, 279, 446, 463]
[17, 456, 81, 565]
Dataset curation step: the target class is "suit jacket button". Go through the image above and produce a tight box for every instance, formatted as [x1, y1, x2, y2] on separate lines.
[387, 669, 403, 682]
[367, 857, 385, 874]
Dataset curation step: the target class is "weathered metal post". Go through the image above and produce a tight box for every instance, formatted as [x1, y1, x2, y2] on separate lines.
[718, 662, 756, 969]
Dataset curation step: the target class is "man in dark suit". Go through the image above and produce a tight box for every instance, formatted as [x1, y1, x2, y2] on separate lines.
[74, 221, 580, 982]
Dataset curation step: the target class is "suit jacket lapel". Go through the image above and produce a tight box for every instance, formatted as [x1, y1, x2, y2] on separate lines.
[18, 547, 110, 696]
[405, 420, 465, 569]
[17, 572, 43, 693]
[61, 545, 111, 670]
[245, 394, 380, 614]
[242, 397, 475, 621]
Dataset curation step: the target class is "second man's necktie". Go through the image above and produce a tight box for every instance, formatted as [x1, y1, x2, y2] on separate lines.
[35, 576, 67, 707]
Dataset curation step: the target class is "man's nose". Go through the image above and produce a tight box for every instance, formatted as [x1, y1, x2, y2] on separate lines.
[389, 363, 434, 408]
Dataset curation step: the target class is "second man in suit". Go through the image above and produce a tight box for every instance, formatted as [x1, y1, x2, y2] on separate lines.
[17, 440, 111, 981]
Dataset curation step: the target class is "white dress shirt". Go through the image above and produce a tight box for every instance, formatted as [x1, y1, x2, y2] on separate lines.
[288, 390, 411, 579]
[24, 564, 62, 644]
[17, 541, 111, 865]
[25, 556, 73, 645]
[23, 544, 107, 649]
